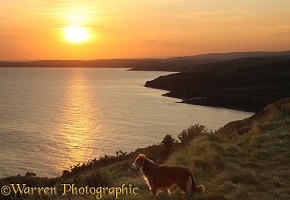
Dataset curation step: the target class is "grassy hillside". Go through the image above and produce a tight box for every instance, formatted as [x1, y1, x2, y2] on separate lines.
[165, 98, 290, 199]
[101, 98, 290, 200]
[1, 98, 290, 199]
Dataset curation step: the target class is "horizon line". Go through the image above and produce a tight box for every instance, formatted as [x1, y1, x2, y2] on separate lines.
[1, 49, 290, 62]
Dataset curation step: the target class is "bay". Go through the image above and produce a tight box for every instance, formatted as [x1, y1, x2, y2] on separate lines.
[0, 68, 252, 178]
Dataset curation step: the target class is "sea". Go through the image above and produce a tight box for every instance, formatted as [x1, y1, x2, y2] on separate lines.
[0, 67, 253, 178]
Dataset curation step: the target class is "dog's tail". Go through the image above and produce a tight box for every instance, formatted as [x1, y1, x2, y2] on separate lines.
[190, 175, 204, 194]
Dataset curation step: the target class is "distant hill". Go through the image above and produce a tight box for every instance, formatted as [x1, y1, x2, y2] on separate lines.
[183, 50, 290, 61]
[128, 50, 290, 72]
[0, 58, 216, 71]
[185, 56, 290, 72]
[0, 59, 140, 68]
[127, 57, 218, 72]
[1, 50, 290, 72]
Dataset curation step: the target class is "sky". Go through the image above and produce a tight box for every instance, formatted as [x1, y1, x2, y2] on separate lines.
[1, 0, 290, 60]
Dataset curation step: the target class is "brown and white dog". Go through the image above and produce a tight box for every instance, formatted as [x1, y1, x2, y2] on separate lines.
[131, 154, 204, 196]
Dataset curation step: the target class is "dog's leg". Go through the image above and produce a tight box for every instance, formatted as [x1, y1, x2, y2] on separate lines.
[151, 187, 157, 196]
[185, 176, 192, 196]
[163, 188, 171, 196]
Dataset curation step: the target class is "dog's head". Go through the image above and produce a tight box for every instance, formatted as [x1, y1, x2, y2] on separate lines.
[131, 154, 146, 169]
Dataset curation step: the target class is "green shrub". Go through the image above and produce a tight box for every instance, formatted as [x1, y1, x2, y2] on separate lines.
[178, 124, 207, 145]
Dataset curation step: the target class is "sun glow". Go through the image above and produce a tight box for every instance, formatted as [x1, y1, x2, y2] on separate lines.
[65, 26, 90, 43]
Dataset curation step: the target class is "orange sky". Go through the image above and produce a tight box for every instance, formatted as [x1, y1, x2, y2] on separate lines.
[1, 0, 290, 60]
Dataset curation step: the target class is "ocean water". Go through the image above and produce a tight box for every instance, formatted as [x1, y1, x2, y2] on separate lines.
[0, 68, 252, 178]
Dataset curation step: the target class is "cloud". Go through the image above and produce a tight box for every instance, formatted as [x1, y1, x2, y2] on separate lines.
[176, 10, 255, 23]
[270, 31, 290, 37]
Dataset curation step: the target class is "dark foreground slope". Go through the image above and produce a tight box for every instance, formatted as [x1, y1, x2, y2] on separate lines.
[164, 98, 290, 200]
[1, 98, 290, 199]
[145, 57, 290, 112]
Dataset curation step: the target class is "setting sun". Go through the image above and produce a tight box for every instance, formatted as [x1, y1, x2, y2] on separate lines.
[65, 26, 90, 43]
[1, 1, 290, 60]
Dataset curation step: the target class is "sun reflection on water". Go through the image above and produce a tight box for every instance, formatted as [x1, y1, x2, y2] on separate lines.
[56, 68, 100, 170]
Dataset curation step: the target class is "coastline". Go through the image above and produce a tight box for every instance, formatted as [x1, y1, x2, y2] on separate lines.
[1, 54, 290, 179]
[161, 92, 261, 113]
[143, 57, 290, 113]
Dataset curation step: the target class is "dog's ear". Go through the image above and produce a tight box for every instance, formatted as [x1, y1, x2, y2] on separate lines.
[138, 154, 146, 165]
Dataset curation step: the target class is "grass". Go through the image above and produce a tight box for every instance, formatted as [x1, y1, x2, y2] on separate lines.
[101, 120, 289, 200]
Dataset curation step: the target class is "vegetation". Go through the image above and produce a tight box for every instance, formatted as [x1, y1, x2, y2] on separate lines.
[1, 98, 290, 199]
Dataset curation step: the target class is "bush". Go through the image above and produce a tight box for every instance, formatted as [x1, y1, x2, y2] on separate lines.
[178, 124, 207, 145]
[161, 134, 177, 156]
